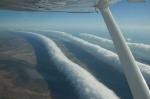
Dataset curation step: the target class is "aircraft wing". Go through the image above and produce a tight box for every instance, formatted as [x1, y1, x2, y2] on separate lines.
[0, 0, 145, 12]
[0, 0, 100, 12]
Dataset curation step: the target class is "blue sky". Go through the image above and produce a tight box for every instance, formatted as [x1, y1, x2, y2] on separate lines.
[0, 1, 150, 33]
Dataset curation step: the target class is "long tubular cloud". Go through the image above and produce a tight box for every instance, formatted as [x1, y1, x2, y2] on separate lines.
[20, 32, 119, 99]
[43, 30, 150, 85]
[78, 33, 150, 61]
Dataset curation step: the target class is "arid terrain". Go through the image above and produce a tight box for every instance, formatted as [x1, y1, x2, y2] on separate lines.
[0, 32, 52, 99]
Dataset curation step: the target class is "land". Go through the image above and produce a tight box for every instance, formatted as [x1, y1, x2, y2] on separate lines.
[0, 31, 52, 99]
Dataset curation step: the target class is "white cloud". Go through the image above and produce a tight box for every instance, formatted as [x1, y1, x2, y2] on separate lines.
[20, 31, 120, 99]
[78, 33, 150, 61]
[42, 30, 150, 84]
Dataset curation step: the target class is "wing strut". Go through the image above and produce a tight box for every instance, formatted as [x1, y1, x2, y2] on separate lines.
[96, 0, 150, 99]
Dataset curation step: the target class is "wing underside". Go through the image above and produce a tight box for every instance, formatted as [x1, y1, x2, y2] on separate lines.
[0, 0, 99, 12]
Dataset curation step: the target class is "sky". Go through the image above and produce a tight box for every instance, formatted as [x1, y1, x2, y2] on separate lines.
[0, 0, 150, 33]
